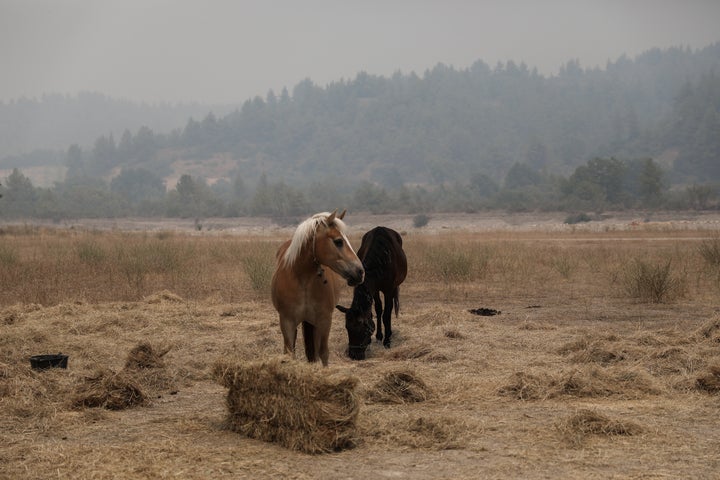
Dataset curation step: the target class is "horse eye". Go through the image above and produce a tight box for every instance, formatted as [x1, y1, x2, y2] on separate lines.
[333, 238, 344, 248]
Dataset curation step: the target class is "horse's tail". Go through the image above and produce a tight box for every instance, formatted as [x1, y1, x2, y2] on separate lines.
[302, 321, 316, 362]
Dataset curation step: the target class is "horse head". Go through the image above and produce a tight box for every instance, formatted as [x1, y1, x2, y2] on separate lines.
[336, 287, 374, 360]
[313, 210, 365, 286]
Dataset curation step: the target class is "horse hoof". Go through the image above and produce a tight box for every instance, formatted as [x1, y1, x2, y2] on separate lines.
[383, 341, 391, 349]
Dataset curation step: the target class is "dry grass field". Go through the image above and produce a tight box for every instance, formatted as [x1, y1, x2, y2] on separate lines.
[2, 212, 720, 479]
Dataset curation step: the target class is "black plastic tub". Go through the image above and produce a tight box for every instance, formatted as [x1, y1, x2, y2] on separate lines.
[30, 354, 69, 370]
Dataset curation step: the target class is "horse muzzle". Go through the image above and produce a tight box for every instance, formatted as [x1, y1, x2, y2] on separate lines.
[348, 345, 367, 361]
[345, 265, 365, 286]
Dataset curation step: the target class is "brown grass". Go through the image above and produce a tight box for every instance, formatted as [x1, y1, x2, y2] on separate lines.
[558, 408, 644, 447]
[365, 369, 432, 404]
[2, 216, 720, 478]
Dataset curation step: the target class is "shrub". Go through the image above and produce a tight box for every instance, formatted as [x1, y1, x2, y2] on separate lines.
[426, 246, 473, 282]
[698, 237, 720, 268]
[551, 255, 578, 280]
[76, 240, 107, 266]
[242, 256, 274, 292]
[621, 258, 684, 303]
[564, 213, 592, 224]
[413, 214, 430, 228]
[0, 243, 18, 266]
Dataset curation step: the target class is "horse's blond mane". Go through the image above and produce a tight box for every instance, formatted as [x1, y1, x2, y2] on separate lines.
[281, 212, 347, 267]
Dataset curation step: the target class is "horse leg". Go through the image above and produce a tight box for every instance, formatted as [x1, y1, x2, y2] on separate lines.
[302, 321, 317, 363]
[279, 316, 297, 358]
[373, 291, 383, 342]
[382, 291, 395, 348]
[317, 327, 330, 367]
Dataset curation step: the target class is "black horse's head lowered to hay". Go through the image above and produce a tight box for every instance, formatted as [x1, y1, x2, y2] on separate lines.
[336, 226, 407, 360]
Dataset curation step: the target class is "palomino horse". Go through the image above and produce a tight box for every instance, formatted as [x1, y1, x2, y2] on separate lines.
[271, 210, 365, 366]
[336, 226, 407, 360]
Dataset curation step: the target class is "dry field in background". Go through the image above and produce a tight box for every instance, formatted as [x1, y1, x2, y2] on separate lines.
[2, 213, 720, 479]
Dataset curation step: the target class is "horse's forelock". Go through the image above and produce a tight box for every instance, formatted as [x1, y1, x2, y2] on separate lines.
[281, 212, 346, 266]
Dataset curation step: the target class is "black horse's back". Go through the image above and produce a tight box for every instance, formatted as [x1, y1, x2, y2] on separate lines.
[358, 226, 407, 283]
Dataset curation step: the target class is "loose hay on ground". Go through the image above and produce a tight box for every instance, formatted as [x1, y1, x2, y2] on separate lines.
[695, 365, 720, 393]
[499, 366, 662, 400]
[558, 408, 644, 447]
[696, 317, 720, 343]
[364, 414, 466, 450]
[498, 371, 552, 400]
[365, 369, 432, 404]
[213, 356, 360, 454]
[124, 342, 170, 370]
[72, 368, 146, 410]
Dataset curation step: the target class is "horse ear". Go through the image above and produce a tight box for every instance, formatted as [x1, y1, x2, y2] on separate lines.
[326, 208, 337, 225]
[336, 304, 349, 314]
[338, 209, 346, 220]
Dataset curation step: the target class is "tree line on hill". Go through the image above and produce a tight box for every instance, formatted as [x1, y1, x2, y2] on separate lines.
[1, 43, 719, 219]
[1, 155, 717, 221]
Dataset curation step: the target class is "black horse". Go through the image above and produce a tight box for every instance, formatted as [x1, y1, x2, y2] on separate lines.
[336, 226, 407, 360]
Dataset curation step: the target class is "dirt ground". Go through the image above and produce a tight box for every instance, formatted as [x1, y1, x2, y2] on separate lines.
[2, 212, 720, 479]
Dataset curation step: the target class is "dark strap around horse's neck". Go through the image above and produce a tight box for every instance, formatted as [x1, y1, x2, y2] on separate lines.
[311, 226, 328, 284]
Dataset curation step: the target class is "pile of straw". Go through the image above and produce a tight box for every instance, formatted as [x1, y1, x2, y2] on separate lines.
[499, 366, 661, 400]
[72, 368, 146, 410]
[125, 343, 169, 370]
[366, 369, 432, 404]
[696, 365, 720, 393]
[558, 408, 644, 447]
[72, 342, 171, 410]
[214, 356, 360, 454]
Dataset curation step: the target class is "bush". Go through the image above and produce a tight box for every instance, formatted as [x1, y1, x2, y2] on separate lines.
[413, 214, 430, 228]
[699, 237, 720, 268]
[621, 259, 684, 303]
[564, 213, 592, 224]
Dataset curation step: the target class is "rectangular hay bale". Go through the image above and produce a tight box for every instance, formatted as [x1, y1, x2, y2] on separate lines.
[215, 356, 360, 454]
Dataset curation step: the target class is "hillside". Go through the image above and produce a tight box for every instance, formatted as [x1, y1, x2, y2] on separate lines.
[1, 44, 719, 218]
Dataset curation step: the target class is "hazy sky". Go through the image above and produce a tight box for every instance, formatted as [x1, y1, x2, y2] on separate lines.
[2, 0, 719, 105]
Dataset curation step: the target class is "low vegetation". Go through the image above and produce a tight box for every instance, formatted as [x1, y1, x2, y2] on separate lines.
[2, 220, 720, 478]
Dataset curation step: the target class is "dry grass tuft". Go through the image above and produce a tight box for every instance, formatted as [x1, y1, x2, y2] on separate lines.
[363, 413, 468, 450]
[567, 344, 627, 365]
[695, 317, 720, 343]
[559, 408, 644, 446]
[365, 369, 432, 404]
[695, 365, 720, 393]
[498, 371, 551, 400]
[144, 290, 185, 304]
[398, 416, 465, 449]
[385, 342, 450, 362]
[387, 343, 435, 360]
[501, 366, 661, 400]
[125, 342, 170, 370]
[72, 368, 147, 410]
[444, 328, 465, 339]
[214, 356, 360, 454]
[645, 347, 700, 376]
[518, 321, 556, 331]
[551, 366, 661, 399]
